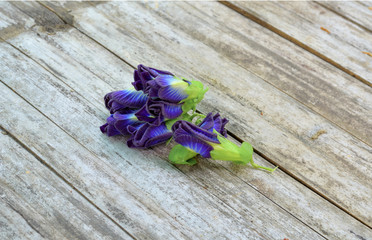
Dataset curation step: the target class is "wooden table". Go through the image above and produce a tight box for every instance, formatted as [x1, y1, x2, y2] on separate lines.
[1, 1, 371, 239]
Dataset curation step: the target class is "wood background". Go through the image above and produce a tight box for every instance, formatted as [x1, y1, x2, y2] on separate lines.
[1, 1, 371, 239]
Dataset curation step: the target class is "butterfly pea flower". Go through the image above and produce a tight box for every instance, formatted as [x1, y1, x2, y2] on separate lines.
[127, 122, 173, 149]
[132, 64, 174, 91]
[100, 112, 145, 137]
[199, 113, 229, 137]
[132, 64, 208, 111]
[169, 113, 277, 172]
[104, 89, 148, 114]
[135, 98, 184, 126]
[169, 113, 225, 162]
[146, 74, 208, 113]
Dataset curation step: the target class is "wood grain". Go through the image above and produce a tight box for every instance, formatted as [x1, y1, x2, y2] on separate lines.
[1, 2, 372, 239]
[319, 1, 372, 32]
[0, 41, 325, 239]
[225, 1, 372, 86]
[144, 1, 372, 149]
[36, 1, 372, 226]
[0, 201, 43, 240]
[0, 130, 132, 240]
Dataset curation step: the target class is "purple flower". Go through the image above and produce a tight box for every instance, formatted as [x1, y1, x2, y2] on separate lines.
[199, 113, 228, 137]
[170, 113, 277, 171]
[132, 64, 174, 91]
[100, 112, 145, 137]
[100, 115, 121, 137]
[104, 89, 148, 114]
[171, 113, 227, 158]
[135, 98, 183, 126]
[127, 122, 173, 149]
[146, 75, 190, 103]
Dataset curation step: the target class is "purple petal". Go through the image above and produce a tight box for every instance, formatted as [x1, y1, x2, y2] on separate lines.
[113, 112, 144, 135]
[100, 123, 109, 133]
[106, 89, 148, 109]
[173, 120, 219, 143]
[145, 132, 173, 147]
[150, 68, 174, 76]
[132, 71, 143, 91]
[154, 75, 189, 102]
[160, 102, 183, 119]
[158, 85, 188, 103]
[155, 75, 182, 87]
[199, 113, 214, 130]
[136, 99, 182, 125]
[216, 115, 229, 137]
[135, 104, 163, 126]
[106, 124, 121, 136]
[127, 123, 172, 148]
[174, 134, 213, 158]
[107, 102, 136, 114]
[132, 64, 174, 91]
[100, 115, 121, 137]
[145, 80, 161, 98]
[199, 113, 229, 137]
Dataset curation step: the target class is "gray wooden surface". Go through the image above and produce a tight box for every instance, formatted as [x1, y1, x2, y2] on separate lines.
[1, 1, 371, 239]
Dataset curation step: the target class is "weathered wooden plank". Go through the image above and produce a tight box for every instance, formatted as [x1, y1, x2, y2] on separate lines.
[37, 1, 372, 226]
[225, 1, 372, 86]
[0, 130, 132, 240]
[135, 1, 372, 151]
[0, 44, 325, 239]
[319, 2, 372, 32]
[1, 4, 372, 240]
[0, 201, 43, 240]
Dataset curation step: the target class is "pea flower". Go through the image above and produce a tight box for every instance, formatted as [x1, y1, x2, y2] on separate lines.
[127, 122, 173, 148]
[104, 89, 148, 114]
[169, 113, 276, 172]
[100, 111, 145, 136]
[198, 113, 228, 137]
[101, 64, 274, 173]
[135, 98, 184, 126]
[132, 64, 174, 91]
[146, 74, 208, 113]
[132, 64, 208, 112]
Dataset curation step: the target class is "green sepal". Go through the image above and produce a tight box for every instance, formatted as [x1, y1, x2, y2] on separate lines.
[210, 130, 277, 172]
[165, 112, 206, 131]
[165, 136, 173, 146]
[209, 131, 248, 164]
[180, 80, 208, 113]
[169, 144, 198, 165]
[165, 118, 179, 130]
[193, 113, 206, 125]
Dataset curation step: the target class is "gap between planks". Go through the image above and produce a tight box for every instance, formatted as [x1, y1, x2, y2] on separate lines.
[3, 5, 369, 233]
[1, 39, 329, 239]
[5, 6, 358, 238]
[0, 51, 319, 239]
[183, 0, 372, 150]
[0, 19, 325, 235]
[219, 1, 372, 88]
[38, 1, 137, 71]
[227, 129, 372, 230]
[316, 2, 372, 34]
[27, 1, 372, 229]
[0, 87, 137, 240]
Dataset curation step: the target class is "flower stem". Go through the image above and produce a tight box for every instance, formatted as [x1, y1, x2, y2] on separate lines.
[250, 162, 278, 172]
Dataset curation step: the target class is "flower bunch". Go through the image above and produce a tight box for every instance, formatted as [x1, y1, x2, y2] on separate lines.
[101, 65, 276, 172]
